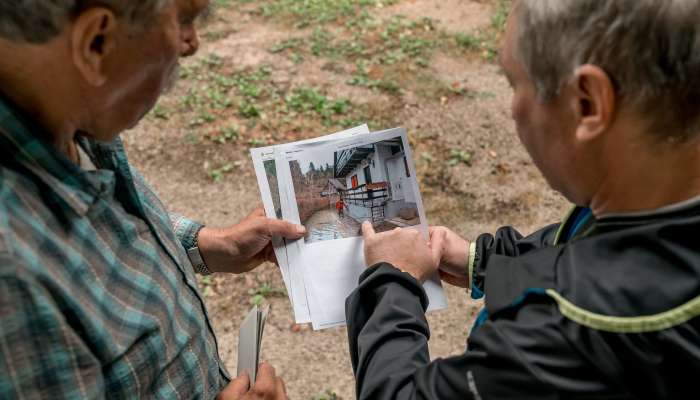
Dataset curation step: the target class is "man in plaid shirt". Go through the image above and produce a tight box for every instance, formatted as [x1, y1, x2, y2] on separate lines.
[0, 0, 304, 399]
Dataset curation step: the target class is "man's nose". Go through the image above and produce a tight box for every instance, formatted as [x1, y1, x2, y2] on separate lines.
[181, 26, 200, 57]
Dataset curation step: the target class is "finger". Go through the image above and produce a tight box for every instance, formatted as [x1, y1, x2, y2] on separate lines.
[429, 228, 447, 267]
[275, 377, 288, 399]
[219, 372, 250, 399]
[252, 362, 277, 397]
[265, 219, 306, 239]
[429, 226, 445, 239]
[361, 221, 375, 239]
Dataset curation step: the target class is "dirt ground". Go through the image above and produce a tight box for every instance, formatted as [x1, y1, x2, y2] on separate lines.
[123, 0, 569, 398]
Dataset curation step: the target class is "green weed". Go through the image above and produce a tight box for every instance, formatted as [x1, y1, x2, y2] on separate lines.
[249, 283, 286, 305]
[313, 390, 339, 400]
[449, 149, 473, 166]
[209, 163, 235, 182]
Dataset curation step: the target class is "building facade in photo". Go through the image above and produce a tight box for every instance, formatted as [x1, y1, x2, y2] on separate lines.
[332, 138, 419, 227]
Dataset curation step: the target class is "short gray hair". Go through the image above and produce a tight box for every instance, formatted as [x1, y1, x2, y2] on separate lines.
[0, 0, 170, 44]
[517, 0, 700, 140]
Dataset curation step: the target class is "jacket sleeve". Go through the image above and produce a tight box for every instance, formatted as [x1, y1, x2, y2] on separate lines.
[346, 263, 608, 400]
[470, 223, 559, 299]
[0, 266, 105, 399]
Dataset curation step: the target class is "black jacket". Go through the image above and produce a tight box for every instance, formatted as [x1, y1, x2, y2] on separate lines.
[346, 203, 700, 399]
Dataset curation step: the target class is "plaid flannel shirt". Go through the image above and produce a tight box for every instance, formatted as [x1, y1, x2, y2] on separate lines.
[0, 94, 230, 399]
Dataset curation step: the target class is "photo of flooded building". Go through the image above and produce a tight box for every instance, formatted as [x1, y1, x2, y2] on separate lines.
[290, 136, 421, 244]
[333, 137, 421, 232]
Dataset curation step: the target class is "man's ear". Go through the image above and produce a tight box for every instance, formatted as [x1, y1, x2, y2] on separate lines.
[571, 64, 616, 142]
[70, 7, 118, 87]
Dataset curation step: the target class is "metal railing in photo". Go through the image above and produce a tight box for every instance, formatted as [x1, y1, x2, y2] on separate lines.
[343, 182, 389, 225]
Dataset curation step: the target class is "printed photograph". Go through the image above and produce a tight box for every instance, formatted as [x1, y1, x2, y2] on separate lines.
[289, 136, 421, 244]
[263, 159, 283, 219]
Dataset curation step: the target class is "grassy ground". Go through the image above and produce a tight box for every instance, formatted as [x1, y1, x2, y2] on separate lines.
[124, 0, 569, 398]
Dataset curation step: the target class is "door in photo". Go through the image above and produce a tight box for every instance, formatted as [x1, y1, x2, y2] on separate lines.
[386, 156, 407, 201]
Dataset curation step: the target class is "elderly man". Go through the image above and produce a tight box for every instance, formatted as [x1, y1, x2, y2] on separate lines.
[349, 0, 700, 398]
[0, 1, 302, 399]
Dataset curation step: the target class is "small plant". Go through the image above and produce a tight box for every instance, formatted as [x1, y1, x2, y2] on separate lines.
[209, 163, 234, 182]
[151, 104, 169, 120]
[284, 87, 353, 125]
[210, 125, 240, 144]
[269, 37, 305, 54]
[249, 283, 286, 305]
[248, 138, 267, 147]
[199, 275, 214, 297]
[313, 390, 339, 400]
[455, 33, 480, 50]
[449, 149, 473, 166]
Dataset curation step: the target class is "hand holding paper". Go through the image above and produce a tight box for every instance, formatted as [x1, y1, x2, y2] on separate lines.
[250, 126, 448, 329]
[218, 363, 287, 400]
[362, 222, 445, 283]
[198, 207, 306, 274]
[430, 226, 471, 288]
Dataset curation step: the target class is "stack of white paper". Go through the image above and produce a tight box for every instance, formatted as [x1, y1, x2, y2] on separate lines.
[237, 304, 269, 383]
[251, 126, 447, 330]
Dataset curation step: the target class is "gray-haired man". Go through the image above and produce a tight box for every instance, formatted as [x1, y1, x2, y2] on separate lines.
[347, 1, 700, 398]
[0, 1, 302, 399]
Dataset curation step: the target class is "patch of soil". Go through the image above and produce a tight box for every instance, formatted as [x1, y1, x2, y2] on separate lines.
[378, 0, 494, 34]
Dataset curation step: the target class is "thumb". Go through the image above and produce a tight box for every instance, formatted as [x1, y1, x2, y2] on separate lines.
[429, 228, 446, 268]
[266, 219, 306, 239]
[219, 372, 250, 399]
[361, 221, 375, 239]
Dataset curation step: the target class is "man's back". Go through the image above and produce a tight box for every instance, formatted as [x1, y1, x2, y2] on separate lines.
[348, 203, 700, 399]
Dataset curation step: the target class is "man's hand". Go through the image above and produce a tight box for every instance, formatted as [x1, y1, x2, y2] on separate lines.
[429, 226, 470, 288]
[362, 222, 445, 283]
[197, 206, 306, 274]
[217, 363, 288, 400]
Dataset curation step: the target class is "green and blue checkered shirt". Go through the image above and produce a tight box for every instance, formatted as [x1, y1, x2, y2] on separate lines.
[0, 94, 230, 399]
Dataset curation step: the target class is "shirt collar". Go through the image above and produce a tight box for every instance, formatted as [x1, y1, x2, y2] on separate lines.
[0, 93, 97, 216]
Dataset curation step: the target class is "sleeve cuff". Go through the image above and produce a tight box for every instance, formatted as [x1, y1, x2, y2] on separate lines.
[170, 213, 205, 250]
[468, 241, 484, 300]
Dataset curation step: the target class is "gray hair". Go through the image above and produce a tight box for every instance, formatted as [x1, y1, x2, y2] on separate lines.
[517, 0, 700, 139]
[0, 0, 170, 44]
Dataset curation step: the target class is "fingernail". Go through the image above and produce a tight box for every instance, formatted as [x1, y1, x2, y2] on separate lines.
[296, 226, 306, 235]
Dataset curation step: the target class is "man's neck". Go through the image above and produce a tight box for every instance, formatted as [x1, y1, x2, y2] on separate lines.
[590, 136, 700, 216]
[0, 39, 81, 164]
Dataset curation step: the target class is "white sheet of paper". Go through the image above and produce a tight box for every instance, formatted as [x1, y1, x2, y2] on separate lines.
[250, 125, 370, 323]
[279, 128, 448, 329]
[237, 305, 270, 383]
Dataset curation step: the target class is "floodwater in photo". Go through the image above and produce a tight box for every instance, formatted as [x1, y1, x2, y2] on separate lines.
[305, 208, 362, 243]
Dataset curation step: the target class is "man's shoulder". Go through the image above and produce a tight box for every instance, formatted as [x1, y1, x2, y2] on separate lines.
[556, 216, 700, 317]
[0, 164, 54, 274]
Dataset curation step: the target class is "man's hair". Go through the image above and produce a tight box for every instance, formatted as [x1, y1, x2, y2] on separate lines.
[0, 0, 169, 44]
[517, 0, 700, 140]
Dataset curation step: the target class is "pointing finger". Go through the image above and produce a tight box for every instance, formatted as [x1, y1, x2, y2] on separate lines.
[362, 221, 376, 239]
